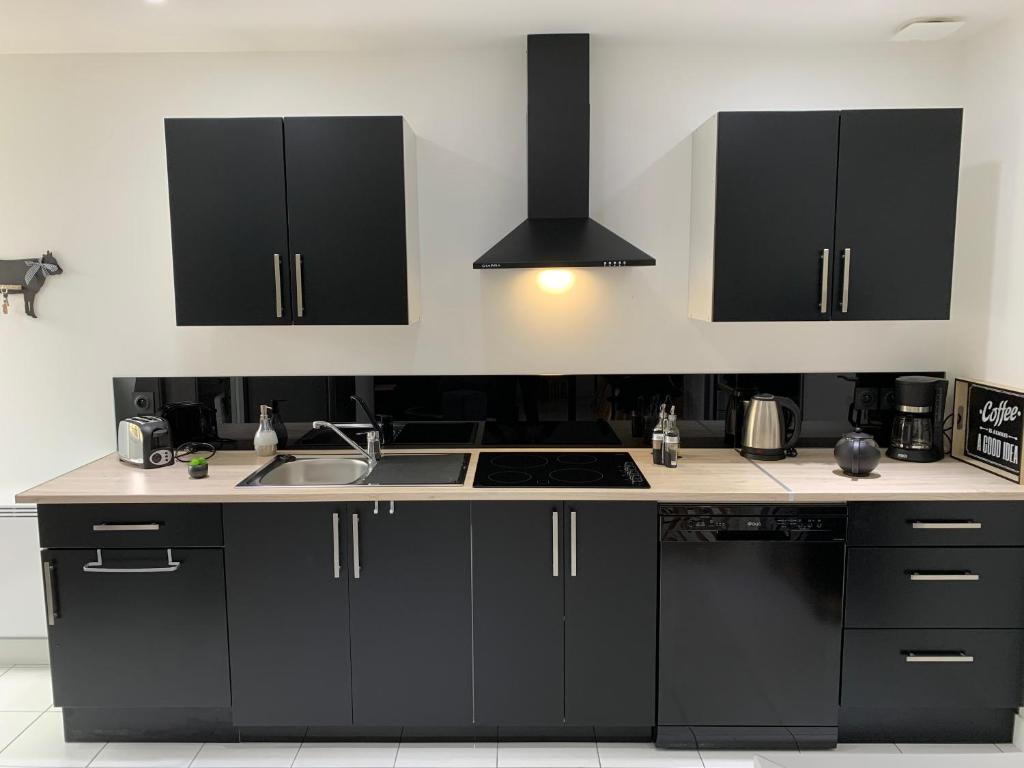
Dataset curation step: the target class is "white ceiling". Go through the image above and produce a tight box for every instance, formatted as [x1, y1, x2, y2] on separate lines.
[0, 0, 1019, 54]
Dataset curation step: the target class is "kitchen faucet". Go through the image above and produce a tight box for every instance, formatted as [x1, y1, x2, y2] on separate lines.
[311, 395, 384, 469]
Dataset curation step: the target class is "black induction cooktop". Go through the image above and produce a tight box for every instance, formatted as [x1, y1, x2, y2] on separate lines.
[472, 452, 649, 488]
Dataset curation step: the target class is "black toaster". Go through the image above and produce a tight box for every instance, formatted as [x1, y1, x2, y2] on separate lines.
[117, 416, 174, 468]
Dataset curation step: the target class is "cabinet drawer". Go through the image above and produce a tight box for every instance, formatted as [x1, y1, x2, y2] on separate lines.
[841, 629, 1024, 709]
[846, 548, 1024, 628]
[38, 504, 222, 549]
[848, 502, 1024, 546]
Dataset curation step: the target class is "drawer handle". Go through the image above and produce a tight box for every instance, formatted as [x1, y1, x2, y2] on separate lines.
[910, 520, 982, 530]
[908, 571, 980, 582]
[83, 548, 180, 574]
[91, 522, 162, 532]
[904, 651, 974, 663]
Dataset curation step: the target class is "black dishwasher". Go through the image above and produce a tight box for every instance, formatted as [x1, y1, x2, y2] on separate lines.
[657, 505, 846, 751]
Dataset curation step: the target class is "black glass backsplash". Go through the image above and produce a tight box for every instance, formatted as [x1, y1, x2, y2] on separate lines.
[113, 372, 942, 452]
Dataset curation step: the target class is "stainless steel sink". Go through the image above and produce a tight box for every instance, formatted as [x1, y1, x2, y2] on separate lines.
[238, 453, 470, 487]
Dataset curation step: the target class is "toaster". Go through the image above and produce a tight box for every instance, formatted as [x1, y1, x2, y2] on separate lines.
[117, 416, 173, 468]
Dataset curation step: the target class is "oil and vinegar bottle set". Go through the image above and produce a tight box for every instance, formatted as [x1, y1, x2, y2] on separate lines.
[652, 403, 679, 468]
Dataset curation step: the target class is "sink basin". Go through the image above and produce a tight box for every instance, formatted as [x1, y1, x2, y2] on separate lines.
[238, 453, 470, 487]
[245, 456, 371, 487]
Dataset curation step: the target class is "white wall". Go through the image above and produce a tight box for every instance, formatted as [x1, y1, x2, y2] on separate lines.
[0, 40, 968, 505]
[951, 17, 1024, 386]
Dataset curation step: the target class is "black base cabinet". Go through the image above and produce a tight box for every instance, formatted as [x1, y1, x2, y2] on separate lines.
[223, 503, 352, 727]
[839, 501, 1024, 743]
[348, 502, 473, 726]
[472, 501, 657, 727]
[38, 504, 230, 713]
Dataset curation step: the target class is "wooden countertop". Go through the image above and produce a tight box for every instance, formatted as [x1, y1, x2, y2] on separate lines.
[16, 448, 1024, 505]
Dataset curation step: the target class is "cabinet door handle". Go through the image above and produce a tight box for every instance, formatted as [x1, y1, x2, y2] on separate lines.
[819, 248, 830, 314]
[551, 509, 559, 578]
[911, 520, 982, 530]
[352, 513, 361, 580]
[332, 512, 341, 579]
[83, 548, 180, 574]
[570, 508, 577, 577]
[908, 571, 979, 582]
[904, 652, 974, 663]
[294, 253, 304, 318]
[92, 522, 161, 532]
[839, 248, 851, 313]
[273, 253, 283, 318]
[42, 561, 57, 626]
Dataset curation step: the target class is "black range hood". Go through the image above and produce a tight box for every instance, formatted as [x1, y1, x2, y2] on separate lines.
[474, 34, 656, 270]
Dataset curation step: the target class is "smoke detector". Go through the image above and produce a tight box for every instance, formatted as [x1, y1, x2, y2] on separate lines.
[891, 19, 965, 42]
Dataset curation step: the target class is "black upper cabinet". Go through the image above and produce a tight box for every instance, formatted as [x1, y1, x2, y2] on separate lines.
[832, 109, 962, 320]
[165, 116, 419, 326]
[347, 502, 473, 725]
[165, 118, 292, 326]
[44, 548, 230, 709]
[472, 502, 565, 725]
[564, 502, 658, 726]
[223, 503, 352, 726]
[285, 117, 415, 325]
[702, 111, 841, 322]
[689, 108, 962, 322]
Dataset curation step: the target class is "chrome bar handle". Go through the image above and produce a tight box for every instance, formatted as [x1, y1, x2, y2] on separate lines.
[819, 248, 830, 314]
[273, 253, 283, 318]
[42, 561, 57, 626]
[905, 652, 974, 663]
[92, 522, 161, 532]
[352, 513, 361, 580]
[840, 248, 851, 313]
[911, 520, 982, 530]
[83, 548, 180, 574]
[389, 500, 395, 515]
[909, 572, 979, 582]
[552, 509, 559, 577]
[332, 512, 341, 579]
[570, 509, 577, 577]
[295, 253, 304, 318]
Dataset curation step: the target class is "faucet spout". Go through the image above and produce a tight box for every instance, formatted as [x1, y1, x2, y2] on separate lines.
[312, 421, 378, 471]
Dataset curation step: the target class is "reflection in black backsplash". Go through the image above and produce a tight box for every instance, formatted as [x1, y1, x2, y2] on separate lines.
[113, 372, 942, 452]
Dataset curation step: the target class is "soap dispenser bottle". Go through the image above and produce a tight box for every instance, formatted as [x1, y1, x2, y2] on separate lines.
[254, 404, 279, 457]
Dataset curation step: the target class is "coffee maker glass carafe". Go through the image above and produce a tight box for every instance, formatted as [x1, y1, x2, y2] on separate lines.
[891, 412, 933, 451]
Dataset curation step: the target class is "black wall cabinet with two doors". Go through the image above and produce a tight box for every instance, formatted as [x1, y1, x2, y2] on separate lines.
[688, 109, 963, 322]
[165, 116, 420, 326]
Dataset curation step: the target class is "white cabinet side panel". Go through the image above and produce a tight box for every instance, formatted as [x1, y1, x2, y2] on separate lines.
[688, 114, 718, 322]
[403, 119, 422, 324]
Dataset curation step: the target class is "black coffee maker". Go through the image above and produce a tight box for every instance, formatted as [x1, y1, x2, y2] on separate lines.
[886, 376, 948, 462]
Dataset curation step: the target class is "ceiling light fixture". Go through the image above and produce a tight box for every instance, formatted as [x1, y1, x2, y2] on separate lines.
[891, 19, 965, 42]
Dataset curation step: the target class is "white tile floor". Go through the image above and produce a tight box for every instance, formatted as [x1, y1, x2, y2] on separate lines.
[0, 666, 1022, 767]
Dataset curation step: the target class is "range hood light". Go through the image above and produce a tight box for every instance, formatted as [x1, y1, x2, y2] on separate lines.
[537, 269, 576, 294]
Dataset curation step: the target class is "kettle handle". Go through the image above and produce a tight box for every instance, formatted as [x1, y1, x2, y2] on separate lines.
[776, 397, 802, 452]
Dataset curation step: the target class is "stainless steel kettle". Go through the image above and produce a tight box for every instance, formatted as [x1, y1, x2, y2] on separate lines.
[739, 394, 802, 461]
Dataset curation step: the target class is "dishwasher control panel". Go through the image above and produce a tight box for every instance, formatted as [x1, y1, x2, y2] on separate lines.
[659, 505, 847, 542]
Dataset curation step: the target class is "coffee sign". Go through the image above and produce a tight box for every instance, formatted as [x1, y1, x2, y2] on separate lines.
[952, 379, 1024, 484]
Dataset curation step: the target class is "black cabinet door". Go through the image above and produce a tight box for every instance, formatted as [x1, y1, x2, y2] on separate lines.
[832, 109, 962, 320]
[284, 117, 409, 325]
[224, 504, 351, 726]
[165, 118, 292, 325]
[348, 502, 472, 725]
[564, 502, 657, 725]
[44, 548, 230, 708]
[473, 502, 564, 725]
[712, 111, 840, 321]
